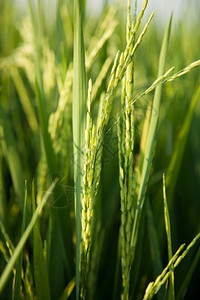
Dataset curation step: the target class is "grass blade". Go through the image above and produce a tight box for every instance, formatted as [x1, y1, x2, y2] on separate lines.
[163, 174, 175, 300]
[73, 0, 87, 298]
[0, 179, 57, 295]
[32, 181, 51, 300]
[13, 181, 28, 300]
[130, 14, 173, 258]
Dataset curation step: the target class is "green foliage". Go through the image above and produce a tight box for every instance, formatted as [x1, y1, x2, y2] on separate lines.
[0, 0, 200, 299]
[32, 182, 51, 300]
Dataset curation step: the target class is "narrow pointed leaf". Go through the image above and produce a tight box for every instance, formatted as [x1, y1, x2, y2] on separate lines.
[130, 15, 173, 257]
[163, 174, 175, 300]
[13, 181, 28, 300]
[73, 0, 87, 298]
[32, 182, 51, 300]
[0, 179, 57, 294]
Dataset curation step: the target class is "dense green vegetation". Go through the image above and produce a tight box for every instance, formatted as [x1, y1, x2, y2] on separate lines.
[0, 0, 200, 299]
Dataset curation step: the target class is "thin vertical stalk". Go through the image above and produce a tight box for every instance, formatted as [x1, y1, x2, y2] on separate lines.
[13, 181, 27, 300]
[163, 174, 175, 300]
[73, 0, 87, 298]
[130, 15, 172, 259]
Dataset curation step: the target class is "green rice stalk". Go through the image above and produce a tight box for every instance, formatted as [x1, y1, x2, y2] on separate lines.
[80, 78, 105, 298]
[130, 15, 172, 261]
[32, 181, 50, 300]
[113, 60, 200, 118]
[162, 174, 175, 300]
[143, 60, 200, 96]
[50, 6, 118, 146]
[13, 181, 28, 300]
[115, 61, 200, 124]
[80, 79, 93, 298]
[97, 11, 154, 143]
[167, 60, 200, 80]
[113, 12, 154, 90]
[143, 243, 185, 300]
[143, 67, 175, 94]
[118, 0, 136, 297]
[131, 0, 148, 34]
[76, 6, 154, 298]
[73, 0, 87, 298]
[143, 232, 200, 300]
[0, 179, 57, 294]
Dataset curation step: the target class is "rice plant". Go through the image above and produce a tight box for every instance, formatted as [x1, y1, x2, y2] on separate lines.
[0, 0, 200, 299]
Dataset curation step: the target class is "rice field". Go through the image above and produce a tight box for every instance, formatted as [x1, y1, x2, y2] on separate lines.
[0, 0, 200, 299]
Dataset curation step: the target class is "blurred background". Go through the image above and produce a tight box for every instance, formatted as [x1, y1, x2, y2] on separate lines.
[15, 0, 200, 22]
[0, 0, 200, 299]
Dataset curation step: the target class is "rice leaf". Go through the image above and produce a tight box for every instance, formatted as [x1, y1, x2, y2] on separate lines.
[130, 14, 172, 259]
[0, 179, 57, 294]
[162, 174, 175, 300]
[73, 0, 87, 298]
[13, 181, 28, 300]
[32, 181, 51, 300]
